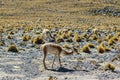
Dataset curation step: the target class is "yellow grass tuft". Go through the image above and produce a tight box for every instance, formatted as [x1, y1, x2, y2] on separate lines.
[33, 35, 44, 44]
[7, 44, 19, 52]
[73, 32, 81, 42]
[97, 43, 105, 53]
[97, 38, 102, 43]
[89, 34, 98, 40]
[82, 45, 91, 53]
[104, 62, 115, 71]
[63, 43, 70, 49]
[67, 30, 73, 37]
[111, 54, 120, 62]
[7, 34, 13, 39]
[97, 43, 111, 53]
[22, 34, 31, 41]
[87, 43, 95, 48]
[55, 36, 64, 43]
[105, 35, 111, 41]
[61, 33, 67, 39]
[108, 38, 115, 46]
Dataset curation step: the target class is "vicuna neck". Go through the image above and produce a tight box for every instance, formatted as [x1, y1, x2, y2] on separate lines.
[62, 49, 73, 55]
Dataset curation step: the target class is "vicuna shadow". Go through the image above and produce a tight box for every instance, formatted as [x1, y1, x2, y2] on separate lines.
[48, 67, 90, 72]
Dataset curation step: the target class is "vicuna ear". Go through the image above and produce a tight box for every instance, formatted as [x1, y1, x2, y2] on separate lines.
[72, 47, 79, 54]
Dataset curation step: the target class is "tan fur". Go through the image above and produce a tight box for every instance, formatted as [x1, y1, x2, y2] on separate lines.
[41, 43, 77, 69]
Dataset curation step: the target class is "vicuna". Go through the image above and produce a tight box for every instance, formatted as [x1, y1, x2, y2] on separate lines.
[41, 43, 78, 69]
[42, 29, 55, 42]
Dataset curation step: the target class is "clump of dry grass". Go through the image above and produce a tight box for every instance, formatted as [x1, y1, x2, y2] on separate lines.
[33, 35, 44, 44]
[7, 34, 13, 39]
[61, 33, 67, 39]
[97, 43, 111, 53]
[67, 30, 73, 37]
[97, 38, 102, 43]
[0, 27, 4, 33]
[104, 62, 115, 71]
[87, 43, 95, 48]
[118, 38, 120, 42]
[0, 41, 5, 46]
[55, 36, 64, 43]
[9, 31, 14, 35]
[63, 43, 70, 49]
[22, 34, 31, 41]
[35, 31, 41, 34]
[73, 32, 81, 42]
[105, 35, 111, 41]
[82, 45, 91, 53]
[111, 54, 120, 62]
[7, 44, 19, 52]
[108, 36, 117, 46]
[89, 34, 98, 40]
[74, 43, 79, 48]
[97, 45, 105, 53]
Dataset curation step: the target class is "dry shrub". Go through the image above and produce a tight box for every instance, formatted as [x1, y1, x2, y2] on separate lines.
[73, 32, 81, 42]
[33, 35, 44, 44]
[0, 27, 4, 33]
[115, 32, 120, 37]
[7, 44, 19, 52]
[22, 34, 31, 41]
[98, 45, 105, 53]
[104, 47, 111, 52]
[82, 45, 91, 53]
[63, 43, 70, 49]
[97, 38, 102, 43]
[105, 35, 111, 41]
[97, 43, 105, 53]
[66, 37, 73, 42]
[81, 33, 87, 39]
[87, 43, 95, 48]
[35, 31, 41, 34]
[48, 76, 56, 80]
[108, 38, 116, 46]
[74, 43, 79, 48]
[111, 54, 120, 62]
[118, 38, 120, 42]
[89, 34, 98, 40]
[0, 41, 5, 46]
[67, 30, 73, 37]
[9, 31, 14, 35]
[61, 33, 67, 39]
[98, 43, 111, 53]
[7, 34, 13, 39]
[104, 62, 115, 71]
[55, 37, 64, 43]
[111, 36, 118, 41]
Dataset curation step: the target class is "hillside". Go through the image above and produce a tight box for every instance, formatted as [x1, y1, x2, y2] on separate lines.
[0, 0, 120, 29]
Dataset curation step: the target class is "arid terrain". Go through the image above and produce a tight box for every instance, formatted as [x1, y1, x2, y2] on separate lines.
[0, 0, 120, 80]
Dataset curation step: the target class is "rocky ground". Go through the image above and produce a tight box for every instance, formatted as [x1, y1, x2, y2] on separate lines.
[0, 26, 120, 80]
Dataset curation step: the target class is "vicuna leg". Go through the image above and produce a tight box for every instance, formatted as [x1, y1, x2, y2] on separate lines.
[43, 48, 47, 69]
[58, 54, 62, 67]
[52, 55, 57, 68]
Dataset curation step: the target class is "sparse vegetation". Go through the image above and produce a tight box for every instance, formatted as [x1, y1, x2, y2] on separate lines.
[97, 43, 105, 53]
[7, 44, 19, 52]
[55, 37, 64, 43]
[0, 0, 120, 79]
[87, 43, 95, 48]
[22, 34, 31, 41]
[82, 45, 91, 53]
[33, 35, 44, 44]
[104, 62, 115, 72]
[73, 32, 81, 42]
